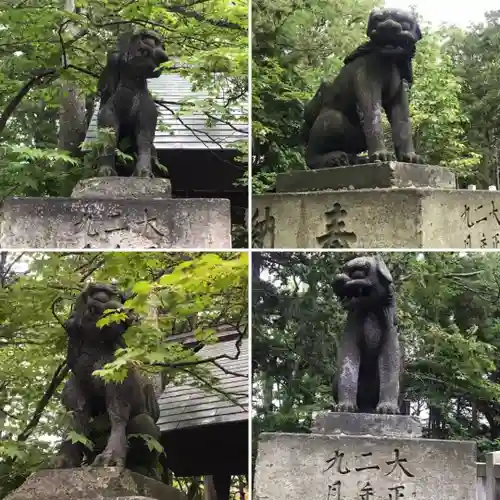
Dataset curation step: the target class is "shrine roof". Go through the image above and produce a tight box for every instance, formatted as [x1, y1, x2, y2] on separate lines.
[157, 335, 248, 432]
[84, 72, 248, 150]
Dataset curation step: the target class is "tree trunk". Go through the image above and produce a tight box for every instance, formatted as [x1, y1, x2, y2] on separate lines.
[204, 476, 217, 500]
[58, 0, 88, 157]
[186, 477, 202, 500]
[0, 408, 6, 439]
[238, 476, 245, 500]
[58, 86, 87, 155]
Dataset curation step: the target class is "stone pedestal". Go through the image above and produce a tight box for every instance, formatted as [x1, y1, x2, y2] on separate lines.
[254, 413, 476, 500]
[312, 412, 422, 439]
[253, 186, 500, 249]
[252, 161, 500, 249]
[276, 162, 456, 192]
[71, 178, 173, 200]
[0, 178, 231, 249]
[4, 467, 186, 500]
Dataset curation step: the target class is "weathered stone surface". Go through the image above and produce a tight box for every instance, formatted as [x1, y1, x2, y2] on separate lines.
[67, 497, 160, 500]
[275, 163, 456, 192]
[254, 432, 476, 500]
[312, 412, 422, 439]
[0, 197, 231, 249]
[72, 178, 172, 200]
[4, 467, 186, 500]
[83, 497, 160, 499]
[252, 188, 500, 249]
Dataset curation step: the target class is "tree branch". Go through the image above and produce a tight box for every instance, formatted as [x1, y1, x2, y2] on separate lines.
[153, 328, 246, 378]
[203, 111, 247, 134]
[154, 99, 247, 171]
[78, 254, 105, 282]
[165, 5, 244, 31]
[17, 361, 69, 442]
[0, 340, 45, 347]
[51, 297, 67, 328]
[0, 69, 58, 137]
[181, 367, 247, 410]
[153, 354, 247, 377]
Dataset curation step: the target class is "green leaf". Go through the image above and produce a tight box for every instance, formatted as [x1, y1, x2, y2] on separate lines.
[67, 431, 94, 451]
[128, 433, 164, 454]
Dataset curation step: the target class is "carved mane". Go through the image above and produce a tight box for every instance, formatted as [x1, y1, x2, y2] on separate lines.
[343, 41, 416, 87]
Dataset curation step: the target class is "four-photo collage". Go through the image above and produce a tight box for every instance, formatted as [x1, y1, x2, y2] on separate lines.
[0, 0, 498, 499]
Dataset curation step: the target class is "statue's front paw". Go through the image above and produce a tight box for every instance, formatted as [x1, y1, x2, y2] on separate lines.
[308, 151, 350, 169]
[398, 151, 425, 164]
[97, 166, 117, 177]
[92, 449, 126, 468]
[352, 155, 370, 165]
[376, 402, 399, 414]
[133, 166, 154, 178]
[369, 150, 392, 163]
[333, 401, 357, 413]
[48, 453, 77, 469]
[327, 152, 350, 167]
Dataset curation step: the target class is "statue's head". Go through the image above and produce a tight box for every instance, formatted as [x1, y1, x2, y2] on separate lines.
[120, 30, 169, 78]
[333, 256, 394, 310]
[64, 283, 134, 343]
[367, 8, 422, 57]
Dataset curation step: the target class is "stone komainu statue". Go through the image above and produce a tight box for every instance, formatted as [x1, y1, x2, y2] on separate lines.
[51, 283, 162, 479]
[96, 31, 168, 178]
[303, 8, 423, 169]
[332, 256, 401, 414]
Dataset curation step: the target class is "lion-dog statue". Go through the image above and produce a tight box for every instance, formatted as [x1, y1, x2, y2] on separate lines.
[303, 8, 423, 169]
[51, 283, 162, 478]
[332, 256, 400, 414]
[96, 31, 168, 178]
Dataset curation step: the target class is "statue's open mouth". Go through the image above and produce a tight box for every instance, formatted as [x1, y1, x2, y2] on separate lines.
[377, 44, 408, 56]
[371, 31, 416, 55]
[342, 279, 373, 304]
[380, 43, 405, 51]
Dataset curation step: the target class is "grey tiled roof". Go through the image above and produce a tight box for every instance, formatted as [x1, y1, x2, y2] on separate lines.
[85, 73, 248, 150]
[158, 337, 248, 432]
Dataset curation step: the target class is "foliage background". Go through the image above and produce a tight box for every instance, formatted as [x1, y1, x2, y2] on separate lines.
[0, 251, 248, 500]
[252, 0, 500, 192]
[252, 251, 500, 462]
[0, 0, 248, 200]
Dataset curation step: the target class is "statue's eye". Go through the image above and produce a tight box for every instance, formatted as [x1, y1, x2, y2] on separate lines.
[401, 22, 411, 31]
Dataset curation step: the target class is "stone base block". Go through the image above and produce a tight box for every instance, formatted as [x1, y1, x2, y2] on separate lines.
[0, 197, 230, 249]
[312, 412, 422, 438]
[276, 162, 456, 192]
[252, 188, 500, 249]
[72, 177, 172, 200]
[5, 467, 186, 500]
[254, 432, 476, 500]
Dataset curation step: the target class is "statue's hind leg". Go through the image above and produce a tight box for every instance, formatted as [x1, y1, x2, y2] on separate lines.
[126, 413, 162, 479]
[306, 110, 365, 170]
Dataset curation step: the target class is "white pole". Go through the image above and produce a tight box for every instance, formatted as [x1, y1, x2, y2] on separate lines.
[485, 451, 500, 500]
